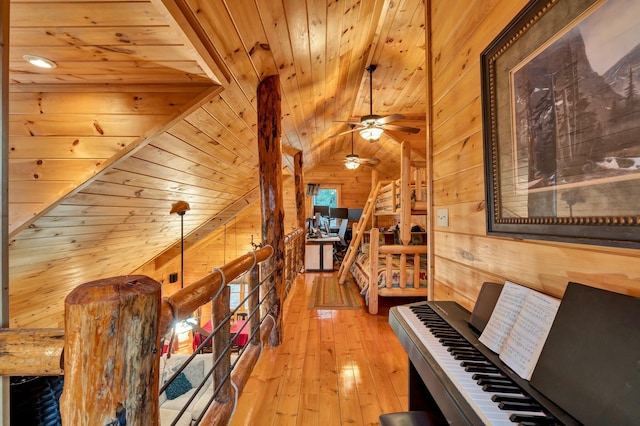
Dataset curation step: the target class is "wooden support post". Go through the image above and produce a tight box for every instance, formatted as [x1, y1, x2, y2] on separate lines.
[248, 263, 260, 345]
[294, 151, 305, 267]
[400, 141, 411, 245]
[294, 151, 305, 230]
[60, 275, 161, 426]
[369, 229, 380, 314]
[257, 75, 284, 346]
[371, 168, 379, 229]
[0, 1, 9, 421]
[213, 286, 231, 403]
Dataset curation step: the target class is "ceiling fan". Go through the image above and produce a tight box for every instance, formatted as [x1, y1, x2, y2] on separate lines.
[344, 125, 380, 169]
[329, 64, 421, 141]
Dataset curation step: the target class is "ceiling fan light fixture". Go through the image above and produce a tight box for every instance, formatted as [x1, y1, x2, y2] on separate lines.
[345, 155, 360, 170]
[23, 54, 57, 69]
[360, 127, 383, 141]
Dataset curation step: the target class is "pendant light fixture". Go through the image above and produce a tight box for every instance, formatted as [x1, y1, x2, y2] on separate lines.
[170, 200, 191, 289]
[345, 130, 361, 170]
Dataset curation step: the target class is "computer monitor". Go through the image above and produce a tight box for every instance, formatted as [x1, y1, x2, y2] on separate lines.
[313, 205, 329, 217]
[348, 208, 363, 221]
[330, 207, 348, 219]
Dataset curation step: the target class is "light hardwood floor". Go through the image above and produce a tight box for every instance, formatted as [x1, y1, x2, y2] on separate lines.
[229, 272, 411, 426]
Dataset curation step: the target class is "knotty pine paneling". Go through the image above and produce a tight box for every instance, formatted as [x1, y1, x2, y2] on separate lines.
[429, 0, 640, 308]
[7, 86, 217, 235]
[432, 132, 483, 181]
[432, 200, 486, 237]
[434, 232, 640, 298]
[432, 165, 484, 207]
[432, 95, 482, 157]
[432, 255, 506, 312]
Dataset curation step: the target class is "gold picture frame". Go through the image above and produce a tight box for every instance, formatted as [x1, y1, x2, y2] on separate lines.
[482, 0, 640, 247]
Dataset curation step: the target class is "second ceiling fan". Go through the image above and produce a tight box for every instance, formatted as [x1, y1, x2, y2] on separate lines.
[329, 64, 421, 141]
[344, 125, 379, 169]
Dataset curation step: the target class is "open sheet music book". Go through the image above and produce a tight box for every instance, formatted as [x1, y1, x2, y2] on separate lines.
[478, 281, 560, 380]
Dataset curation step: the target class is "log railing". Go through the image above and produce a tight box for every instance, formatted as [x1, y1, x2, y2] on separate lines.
[0, 228, 305, 425]
[366, 228, 429, 314]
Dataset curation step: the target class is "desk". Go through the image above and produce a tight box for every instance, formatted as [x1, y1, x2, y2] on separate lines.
[192, 319, 248, 351]
[305, 236, 339, 271]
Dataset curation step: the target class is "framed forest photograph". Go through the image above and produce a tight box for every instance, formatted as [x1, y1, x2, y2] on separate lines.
[481, 0, 640, 247]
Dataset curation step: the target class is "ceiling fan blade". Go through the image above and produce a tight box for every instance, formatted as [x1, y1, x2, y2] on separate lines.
[376, 113, 405, 125]
[328, 126, 360, 138]
[381, 123, 421, 134]
[333, 119, 363, 124]
[358, 157, 380, 166]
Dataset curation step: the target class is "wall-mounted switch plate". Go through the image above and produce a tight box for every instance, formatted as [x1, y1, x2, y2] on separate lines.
[169, 272, 179, 283]
[436, 208, 449, 227]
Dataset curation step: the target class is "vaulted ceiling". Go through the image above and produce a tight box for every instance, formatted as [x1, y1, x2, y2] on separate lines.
[7, 0, 426, 326]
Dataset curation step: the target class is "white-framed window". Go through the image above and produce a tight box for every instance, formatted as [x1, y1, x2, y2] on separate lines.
[229, 283, 248, 310]
[312, 187, 341, 227]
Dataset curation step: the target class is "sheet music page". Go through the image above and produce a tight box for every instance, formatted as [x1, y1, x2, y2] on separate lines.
[478, 281, 529, 353]
[499, 291, 560, 380]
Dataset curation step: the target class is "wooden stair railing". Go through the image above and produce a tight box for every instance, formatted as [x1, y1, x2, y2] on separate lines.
[0, 244, 278, 425]
[337, 181, 385, 284]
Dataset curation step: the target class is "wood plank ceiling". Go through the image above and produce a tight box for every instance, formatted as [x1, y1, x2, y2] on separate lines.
[7, 0, 426, 327]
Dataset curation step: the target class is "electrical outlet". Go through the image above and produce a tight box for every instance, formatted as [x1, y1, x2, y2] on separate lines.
[436, 208, 449, 227]
[169, 272, 179, 283]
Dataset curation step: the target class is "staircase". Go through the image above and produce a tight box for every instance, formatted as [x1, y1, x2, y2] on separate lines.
[337, 181, 384, 284]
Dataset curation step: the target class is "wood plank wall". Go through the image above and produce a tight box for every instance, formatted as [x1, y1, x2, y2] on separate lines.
[428, 0, 640, 312]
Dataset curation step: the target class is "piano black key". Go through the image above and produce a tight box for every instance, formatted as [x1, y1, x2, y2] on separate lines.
[482, 384, 523, 393]
[434, 334, 466, 341]
[491, 395, 537, 404]
[453, 353, 487, 361]
[434, 332, 462, 338]
[448, 347, 479, 353]
[463, 364, 500, 373]
[451, 351, 485, 358]
[497, 401, 543, 412]
[460, 360, 494, 367]
[476, 377, 516, 386]
[508, 413, 557, 424]
[434, 331, 465, 337]
[439, 340, 471, 347]
[472, 373, 510, 381]
[427, 324, 455, 330]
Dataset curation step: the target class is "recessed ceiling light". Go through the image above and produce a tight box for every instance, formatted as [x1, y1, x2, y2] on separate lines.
[23, 55, 57, 69]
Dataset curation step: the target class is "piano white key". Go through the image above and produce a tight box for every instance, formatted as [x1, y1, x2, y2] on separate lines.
[398, 306, 522, 426]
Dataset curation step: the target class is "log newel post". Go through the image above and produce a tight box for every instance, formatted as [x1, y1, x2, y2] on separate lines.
[257, 75, 284, 346]
[60, 275, 161, 426]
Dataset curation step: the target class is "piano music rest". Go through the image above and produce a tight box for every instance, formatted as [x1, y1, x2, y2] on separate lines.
[379, 411, 443, 426]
